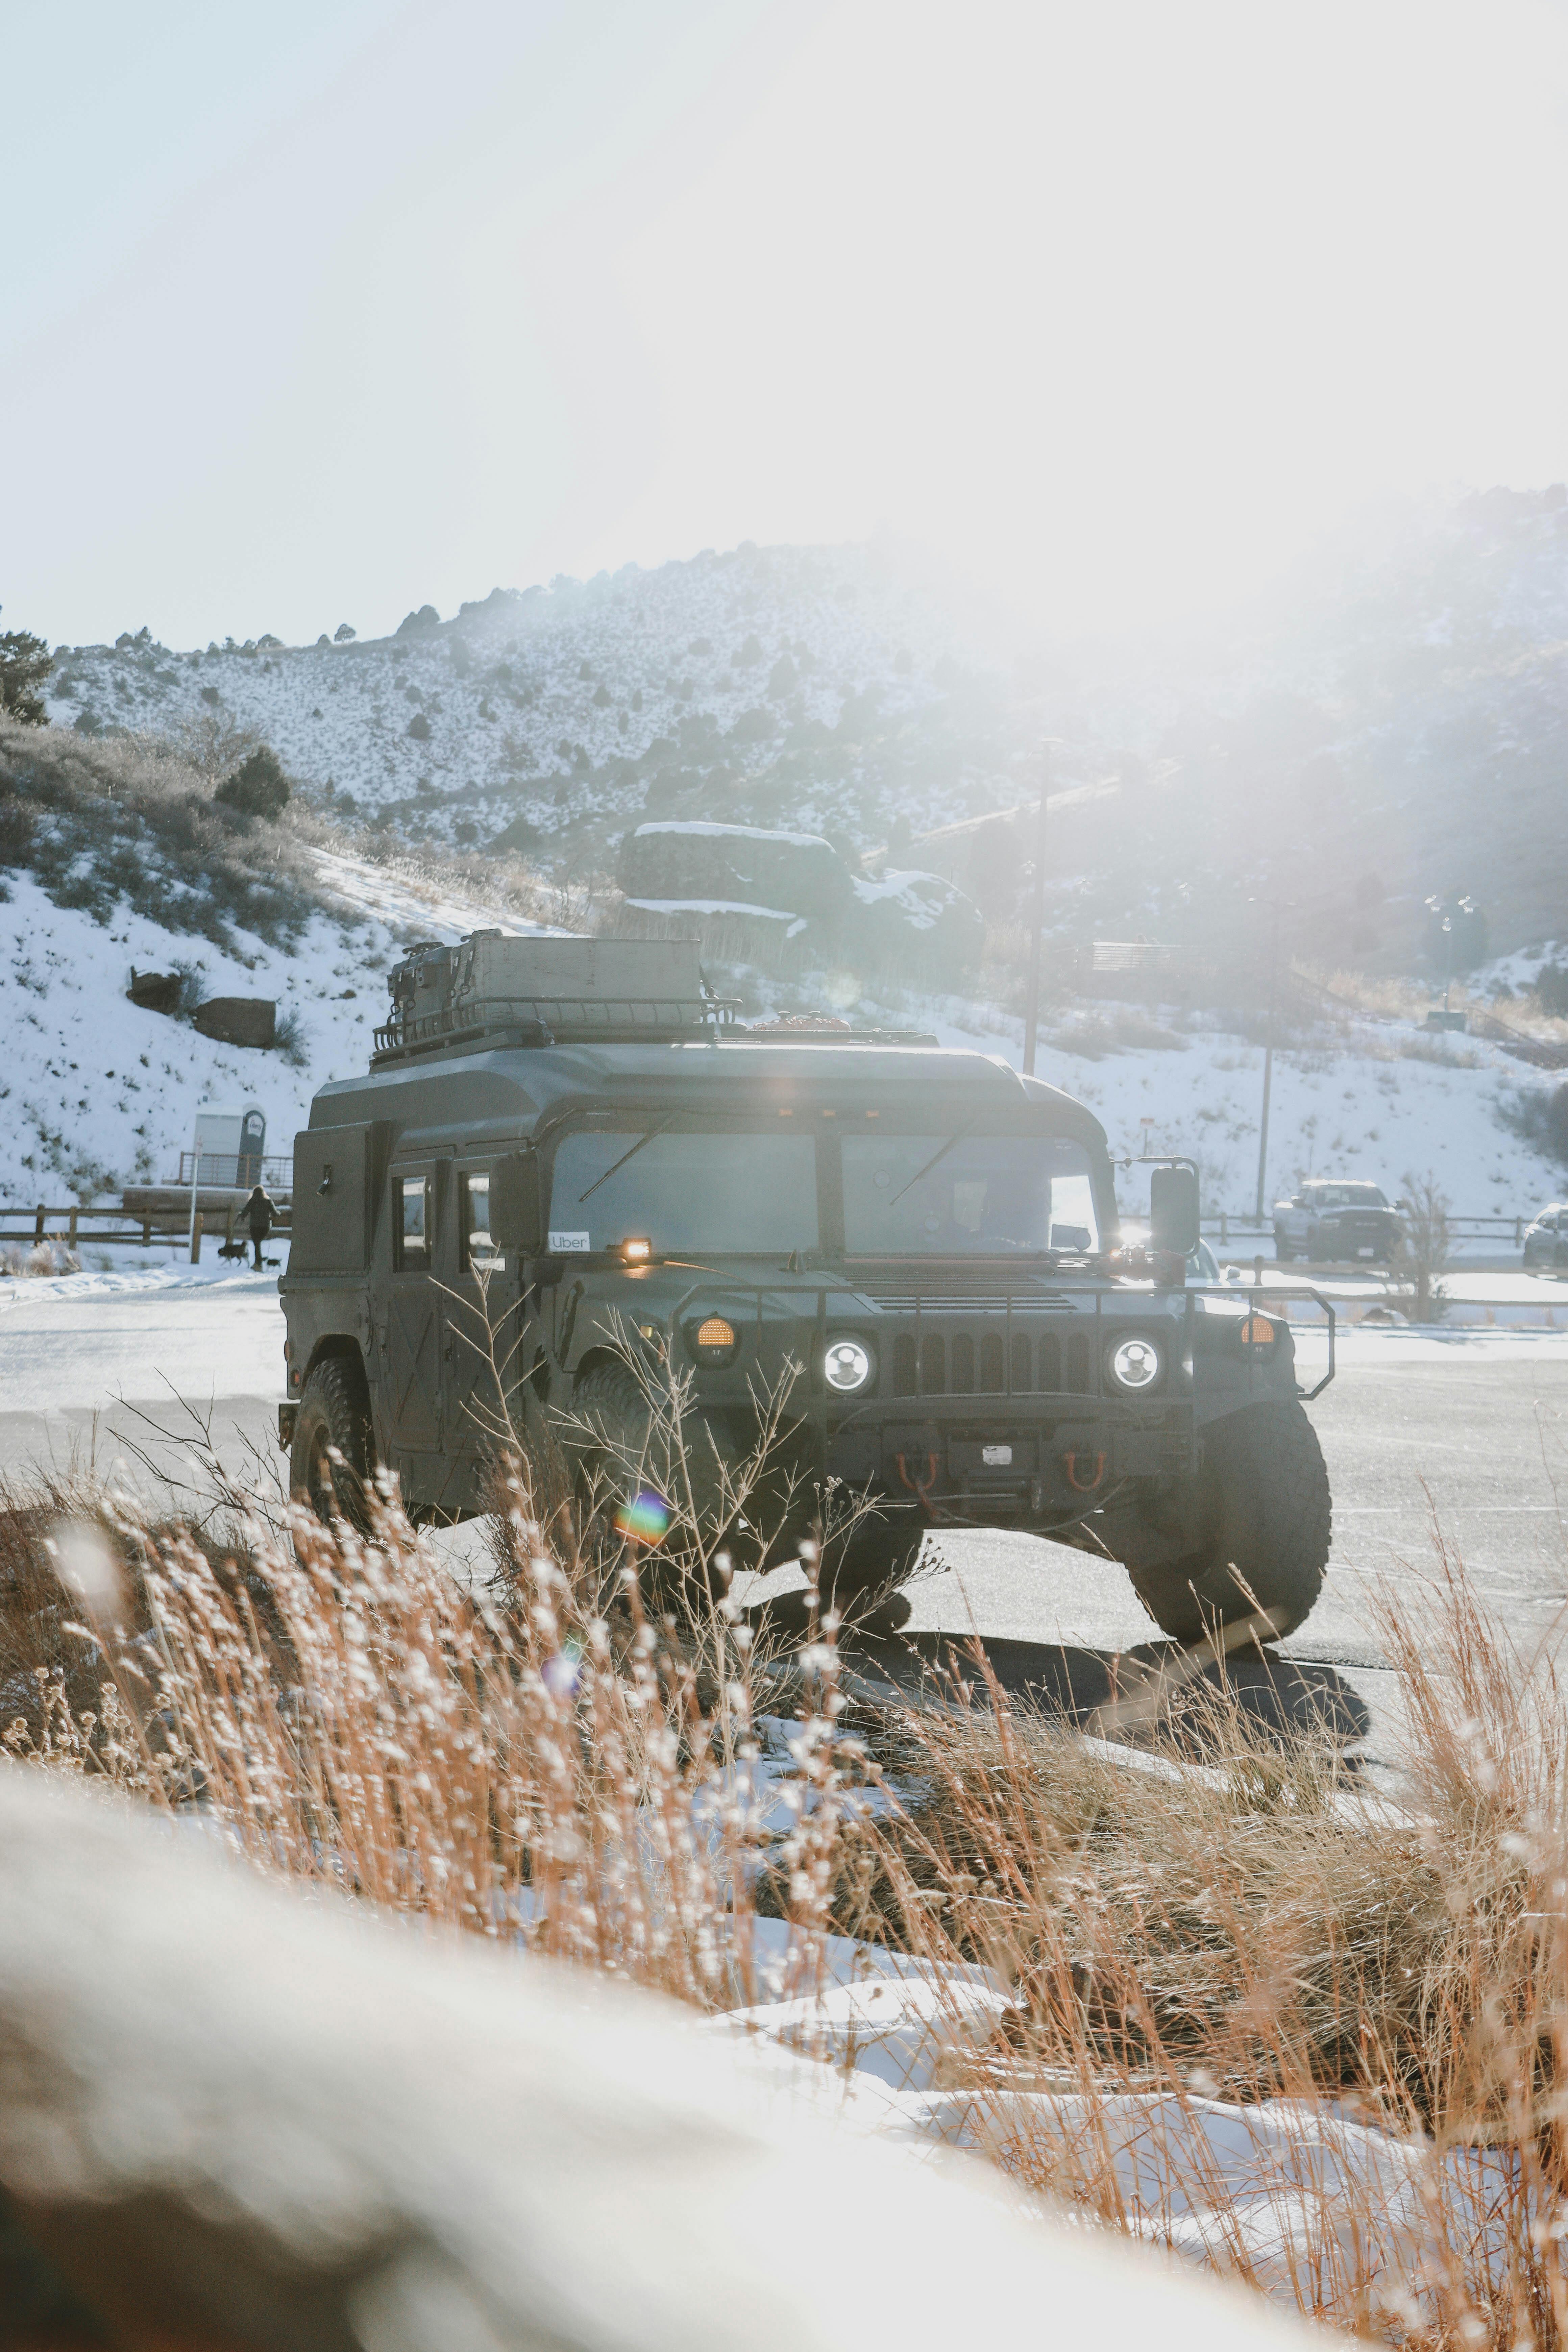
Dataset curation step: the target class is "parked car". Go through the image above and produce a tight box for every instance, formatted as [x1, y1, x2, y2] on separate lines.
[1272, 1180, 1403, 1266]
[1523, 1203, 1568, 1274]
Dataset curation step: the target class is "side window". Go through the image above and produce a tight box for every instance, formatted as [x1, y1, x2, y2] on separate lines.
[462, 1171, 502, 1271]
[394, 1173, 430, 1271]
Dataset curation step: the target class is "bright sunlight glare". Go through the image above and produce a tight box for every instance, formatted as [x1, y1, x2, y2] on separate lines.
[6, 0, 1568, 644]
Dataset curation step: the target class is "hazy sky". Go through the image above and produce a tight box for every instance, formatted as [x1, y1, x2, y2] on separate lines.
[7, 0, 1568, 648]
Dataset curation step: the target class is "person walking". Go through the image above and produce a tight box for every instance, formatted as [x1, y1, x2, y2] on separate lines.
[243, 1183, 275, 1271]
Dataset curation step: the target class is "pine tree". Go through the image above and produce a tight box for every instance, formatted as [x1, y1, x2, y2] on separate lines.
[215, 746, 290, 821]
[0, 614, 52, 725]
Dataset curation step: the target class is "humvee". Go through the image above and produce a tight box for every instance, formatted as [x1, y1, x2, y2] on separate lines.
[278, 934, 1333, 1641]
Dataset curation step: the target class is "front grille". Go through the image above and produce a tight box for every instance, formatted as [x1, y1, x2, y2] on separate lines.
[889, 1326, 1094, 1398]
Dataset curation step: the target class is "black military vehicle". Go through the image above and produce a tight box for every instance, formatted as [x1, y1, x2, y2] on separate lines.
[278, 935, 1334, 1641]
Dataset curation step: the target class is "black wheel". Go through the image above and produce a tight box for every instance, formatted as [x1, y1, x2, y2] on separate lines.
[290, 1355, 375, 1529]
[1122, 1401, 1330, 1643]
[1273, 1232, 1296, 1264]
[818, 1503, 925, 1615]
[564, 1361, 736, 1611]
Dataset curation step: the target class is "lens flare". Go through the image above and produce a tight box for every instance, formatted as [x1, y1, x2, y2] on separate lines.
[615, 1488, 672, 1547]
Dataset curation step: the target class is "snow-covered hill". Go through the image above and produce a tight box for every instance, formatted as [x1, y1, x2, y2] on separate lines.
[39, 491, 1568, 971]
[4, 842, 1559, 1221]
[0, 855, 553, 1205]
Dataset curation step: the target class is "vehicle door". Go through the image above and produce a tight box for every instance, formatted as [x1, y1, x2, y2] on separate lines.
[444, 1164, 522, 1496]
[387, 1163, 443, 1456]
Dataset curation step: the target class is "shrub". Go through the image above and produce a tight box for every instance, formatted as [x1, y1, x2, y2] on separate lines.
[215, 746, 290, 822]
[1499, 1079, 1568, 1167]
[0, 715, 315, 949]
[0, 624, 52, 725]
[1536, 964, 1568, 1018]
[407, 713, 432, 742]
[334, 622, 356, 642]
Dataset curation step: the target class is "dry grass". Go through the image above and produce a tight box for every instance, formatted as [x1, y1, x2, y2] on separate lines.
[5, 1447, 1568, 2342]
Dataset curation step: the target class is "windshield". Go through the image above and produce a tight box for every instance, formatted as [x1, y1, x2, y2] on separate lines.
[841, 1133, 1101, 1256]
[1311, 1184, 1388, 1208]
[548, 1127, 818, 1255]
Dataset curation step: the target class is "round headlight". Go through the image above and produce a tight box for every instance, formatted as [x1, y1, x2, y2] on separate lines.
[824, 1338, 874, 1393]
[1107, 1334, 1163, 1392]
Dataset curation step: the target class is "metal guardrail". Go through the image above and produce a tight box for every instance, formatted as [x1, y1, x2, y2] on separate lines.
[175, 1153, 291, 1188]
[1203, 1211, 1535, 1247]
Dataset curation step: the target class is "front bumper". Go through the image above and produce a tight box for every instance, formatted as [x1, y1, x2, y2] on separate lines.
[636, 1276, 1333, 1517]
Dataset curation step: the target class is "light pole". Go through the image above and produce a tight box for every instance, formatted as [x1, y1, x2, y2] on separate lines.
[1021, 743, 1056, 1077]
[1250, 896, 1293, 1222]
[1425, 894, 1476, 1015]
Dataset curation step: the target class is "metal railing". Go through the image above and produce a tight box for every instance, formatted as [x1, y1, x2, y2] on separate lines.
[175, 1153, 292, 1189]
[1204, 1210, 1536, 1247]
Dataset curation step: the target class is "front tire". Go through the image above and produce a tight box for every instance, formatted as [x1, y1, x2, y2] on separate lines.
[1123, 1401, 1330, 1643]
[564, 1361, 737, 1612]
[290, 1356, 375, 1529]
[818, 1504, 925, 1614]
[1273, 1230, 1296, 1264]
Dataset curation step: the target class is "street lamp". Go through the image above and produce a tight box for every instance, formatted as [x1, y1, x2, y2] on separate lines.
[1020, 741, 1060, 1077]
[1249, 896, 1295, 1222]
[1425, 894, 1477, 1016]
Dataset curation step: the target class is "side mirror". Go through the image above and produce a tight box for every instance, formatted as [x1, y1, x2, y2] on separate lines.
[1150, 1165, 1199, 1257]
[489, 1150, 543, 1252]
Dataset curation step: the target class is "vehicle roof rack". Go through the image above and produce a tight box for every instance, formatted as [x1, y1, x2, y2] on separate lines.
[372, 933, 740, 1064]
[733, 1018, 940, 1046]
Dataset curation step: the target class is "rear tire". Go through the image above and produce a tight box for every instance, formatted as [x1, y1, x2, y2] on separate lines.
[290, 1356, 375, 1530]
[1123, 1400, 1330, 1643]
[1273, 1231, 1296, 1264]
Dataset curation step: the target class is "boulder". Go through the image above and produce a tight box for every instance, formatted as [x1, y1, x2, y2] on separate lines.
[126, 969, 182, 1017]
[851, 868, 985, 975]
[618, 822, 855, 924]
[192, 997, 277, 1050]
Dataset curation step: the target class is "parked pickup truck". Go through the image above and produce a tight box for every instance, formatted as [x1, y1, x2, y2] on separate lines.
[1272, 1180, 1403, 1267]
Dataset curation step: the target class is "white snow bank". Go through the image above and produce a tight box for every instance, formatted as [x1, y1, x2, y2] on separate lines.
[0, 1263, 283, 1314]
[891, 2086, 1519, 2315]
[717, 1923, 1523, 2319]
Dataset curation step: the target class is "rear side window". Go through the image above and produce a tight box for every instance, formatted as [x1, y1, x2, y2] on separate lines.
[462, 1172, 502, 1271]
[395, 1173, 431, 1270]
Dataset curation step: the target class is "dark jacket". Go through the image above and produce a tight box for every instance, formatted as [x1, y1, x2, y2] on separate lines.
[243, 1186, 274, 1240]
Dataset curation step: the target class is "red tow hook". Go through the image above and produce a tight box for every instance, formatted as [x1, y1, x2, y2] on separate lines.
[1064, 1449, 1107, 1493]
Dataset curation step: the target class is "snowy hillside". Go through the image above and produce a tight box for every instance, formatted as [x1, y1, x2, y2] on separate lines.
[38, 490, 1568, 971]
[5, 815, 1561, 1218]
[0, 856, 551, 1205]
[44, 547, 1013, 878]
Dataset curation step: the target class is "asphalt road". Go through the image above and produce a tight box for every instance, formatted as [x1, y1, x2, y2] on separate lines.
[3, 1274, 1565, 1773]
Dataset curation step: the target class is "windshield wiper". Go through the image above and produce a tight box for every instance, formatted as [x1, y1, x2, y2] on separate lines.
[578, 1119, 669, 1203]
[887, 1126, 972, 1208]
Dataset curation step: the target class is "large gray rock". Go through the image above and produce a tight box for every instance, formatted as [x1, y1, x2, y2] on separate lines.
[192, 997, 277, 1049]
[619, 820, 856, 924]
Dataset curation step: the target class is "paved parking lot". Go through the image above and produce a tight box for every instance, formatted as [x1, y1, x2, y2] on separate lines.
[3, 1272, 1565, 1775]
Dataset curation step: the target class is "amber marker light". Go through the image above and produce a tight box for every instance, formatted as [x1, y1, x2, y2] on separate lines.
[688, 1314, 740, 1366]
[1237, 1316, 1277, 1345]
